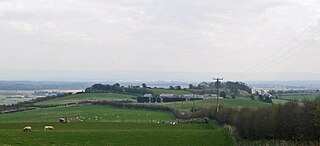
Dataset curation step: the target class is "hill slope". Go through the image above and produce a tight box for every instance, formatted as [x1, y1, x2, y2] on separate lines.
[0, 105, 174, 123]
[35, 93, 135, 105]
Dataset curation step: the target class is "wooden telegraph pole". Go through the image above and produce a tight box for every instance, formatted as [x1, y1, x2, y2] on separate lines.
[213, 77, 223, 113]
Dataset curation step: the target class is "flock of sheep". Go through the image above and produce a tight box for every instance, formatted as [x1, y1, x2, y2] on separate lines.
[23, 125, 54, 132]
[21, 113, 176, 132]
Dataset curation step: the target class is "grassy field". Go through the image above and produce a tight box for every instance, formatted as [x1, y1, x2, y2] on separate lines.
[0, 95, 38, 105]
[0, 105, 174, 123]
[149, 88, 192, 95]
[35, 90, 190, 106]
[0, 105, 233, 146]
[157, 98, 271, 112]
[33, 92, 271, 114]
[272, 98, 288, 104]
[271, 93, 320, 104]
[0, 122, 233, 146]
[35, 93, 135, 105]
[31, 91, 271, 114]
[277, 93, 320, 101]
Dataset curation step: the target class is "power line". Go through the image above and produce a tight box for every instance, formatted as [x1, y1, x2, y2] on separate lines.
[239, 16, 320, 78]
[241, 24, 320, 79]
[243, 34, 320, 80]
[246, 29, 320, 75]
[241, 18, 320, 76]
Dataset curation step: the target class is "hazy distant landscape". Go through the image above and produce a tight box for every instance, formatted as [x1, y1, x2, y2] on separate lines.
[1, 80, 319, 105]
[0, 80, 319, 145]
[0, 81, 90, 105]
[1, 0, 320, 145]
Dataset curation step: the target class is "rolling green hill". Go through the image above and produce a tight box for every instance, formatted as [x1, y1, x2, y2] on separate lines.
[35, 93, 135, 106]
[0, 122, 233, 146]
[0, 105, 174, 123]
[277, 93, 320, 101]
[34, 92, 271, 113]
[271, 93, 320, 104]
[158, 98, 271, 112]
[0, 105, 233, 146]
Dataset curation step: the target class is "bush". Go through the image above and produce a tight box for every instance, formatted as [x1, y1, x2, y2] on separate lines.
[208, 98, 320, 140]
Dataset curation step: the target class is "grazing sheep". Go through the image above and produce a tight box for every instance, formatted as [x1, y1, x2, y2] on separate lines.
[44, 126, 54, 131]
[23, 126, 32, 132]
[60, 117, 68, 123]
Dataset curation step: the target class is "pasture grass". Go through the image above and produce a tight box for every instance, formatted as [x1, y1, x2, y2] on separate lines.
[33, 92, 270, 115]
[277, 93, 320, 101]
[272, 98, 288, 104]
[0, 122, 233, 146]
[271, 93, 320, 104]
[0, 105, 174, 123]
[0, 98, 234, 145]
[157, 98, 271, 112]
[35, 93, 135, 105]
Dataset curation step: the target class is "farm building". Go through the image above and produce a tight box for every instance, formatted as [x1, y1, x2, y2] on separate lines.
[144, 94, 153, 98]
[137, 93, 220, 103]
[137, 97, 150, 103]
[182, 94, 204, 100]
[203, 94, 223, 100]
[137, 97, 161, 103]
[162, 97, 186, 102]
[160, 94, 187, 102]
[159, 94, 177, 98]
[150, 97, 161, 103]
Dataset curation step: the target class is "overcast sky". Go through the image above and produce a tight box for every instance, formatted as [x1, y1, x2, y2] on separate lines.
[0, 0, 320, 81]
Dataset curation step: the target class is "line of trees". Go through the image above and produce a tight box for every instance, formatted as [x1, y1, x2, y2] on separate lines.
[208, 98, 320, 141]
[189, 81, 252, 96]
[225, 81, 251, 94]
[189, 81, 250, 92]
[85, 83, 153, 95]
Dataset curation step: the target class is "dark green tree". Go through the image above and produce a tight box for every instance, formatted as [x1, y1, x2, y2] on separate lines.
[220, 91, 227, 98]
[142, 83, 147, 88]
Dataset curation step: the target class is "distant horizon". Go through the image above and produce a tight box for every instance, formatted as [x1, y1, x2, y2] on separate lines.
[1, 79, 320, 91]
[1, 70, 320, 83]
[2, 79, 320, 83]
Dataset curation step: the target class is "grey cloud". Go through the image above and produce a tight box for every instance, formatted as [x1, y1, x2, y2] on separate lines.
[0, 0, 320, 81]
